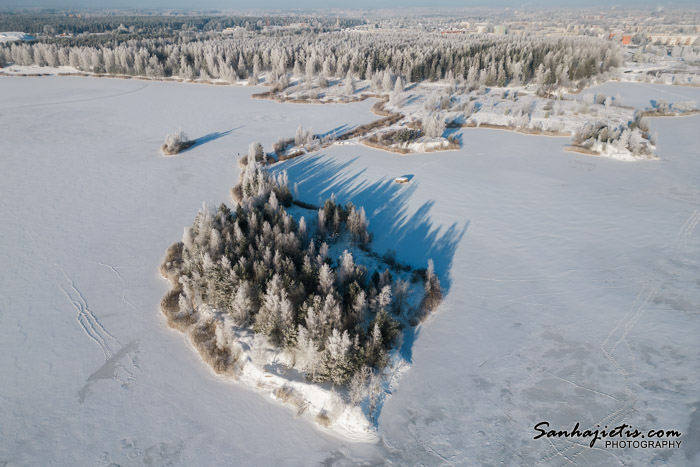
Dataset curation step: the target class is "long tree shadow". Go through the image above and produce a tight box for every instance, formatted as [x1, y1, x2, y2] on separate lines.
[216, 148, 467, 428]
[318, 124, 352, 139]
[180, 127, 242, 153]
[272, 150, 468, 412]
[273, 153, 469, 293]
[444, 128, 463, 146]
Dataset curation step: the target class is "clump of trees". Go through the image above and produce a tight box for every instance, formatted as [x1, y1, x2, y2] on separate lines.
[646, 99, 697, 115]
[294, 125, 316, 149]
[0, 13, 362, 37]
[161, 128, 195, 155]
[421, 114, 447, 138]
[392, 128, 420, 144]
[237, 141, 270, 167]
[160, 158, 442, 392]
[573, 112, 654, 157]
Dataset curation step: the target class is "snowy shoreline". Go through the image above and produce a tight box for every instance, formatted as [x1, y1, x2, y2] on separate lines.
[3, 64, 698, 162]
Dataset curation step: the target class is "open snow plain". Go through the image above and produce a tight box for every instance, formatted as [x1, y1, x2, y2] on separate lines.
[1, 76, 699, 466]
[578, 81, 700, 110]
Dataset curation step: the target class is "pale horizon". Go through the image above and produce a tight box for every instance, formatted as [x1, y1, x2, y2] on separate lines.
[2, 1, 699, 11]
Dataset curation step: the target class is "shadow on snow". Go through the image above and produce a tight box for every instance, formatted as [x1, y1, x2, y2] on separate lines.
[272, 152, 468, 295]
[268, 150, 468, 427]
[181, 127, 242, 153]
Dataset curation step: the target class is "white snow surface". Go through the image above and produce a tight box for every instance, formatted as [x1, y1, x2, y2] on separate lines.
[0, 64, 80, 75]
[569, 81, 700, 111]
[191, 305, 379, 442]
[1, 76, 700, 466]
[0, 32, 35, 43]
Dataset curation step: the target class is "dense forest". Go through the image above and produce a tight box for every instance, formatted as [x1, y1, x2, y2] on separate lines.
[160, 155, 442, 393]
[0, 13, 363, 36]
[0, 15, 621, 89]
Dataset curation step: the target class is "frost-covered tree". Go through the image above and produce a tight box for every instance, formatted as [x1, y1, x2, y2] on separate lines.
[382, 69, 395, 92]
[368, 369, 382, 423]
[321, 328, 353, 384]
[345, 71, 355, 94]
[422, 114, 446, 138]
[318, 264, 335, 296]
[420, 259, 443, 316]
[338, 250, 355, 284]
[2, 14, 621, 103]
[295, 325, 319, 378]
[255, 274, 292, 345]
[347, 206, 370, 244]
[393, 279, 409, 315]
[230, 281, 252, 325]
[245, 141, 265, 165]
[348, 365, 371, 406]
[268, 191, 279, 212]
[160, 158, 442, 386]
[162, 128, 195, 155]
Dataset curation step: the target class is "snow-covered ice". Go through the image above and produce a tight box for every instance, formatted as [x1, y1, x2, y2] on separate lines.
[1, 76, 699, 465]
[0, 32, 35, 43]
[0, 76, 383, 465]
[569, 82, 700, 111]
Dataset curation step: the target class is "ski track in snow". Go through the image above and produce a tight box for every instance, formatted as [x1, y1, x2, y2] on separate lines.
[84, 259, 143, 315]
[634, 82, 697, 102]
[0, 197, 141, 402]
[52, 262, 142, 400]
[540, 370, 622, 404]
[535, 290, 648, 465]
[537, 210, 698, 466]
[54, 260, 142, 401]
[55, 263, 119, 359]
[476, 378, 537, 467]
[53, 262, 140, 404]
[462, 265, 639, 283]
[9, 82, 149, 110]
[674, 210, 700, 250]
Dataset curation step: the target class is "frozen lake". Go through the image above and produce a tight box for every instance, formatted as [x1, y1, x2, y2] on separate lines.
[570, 81, 700, 110]
[1, 76, 699, 466]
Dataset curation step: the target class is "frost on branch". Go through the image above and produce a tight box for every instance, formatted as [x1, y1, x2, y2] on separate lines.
[572, 112, 655, 159]
[161, 128, 195, 155]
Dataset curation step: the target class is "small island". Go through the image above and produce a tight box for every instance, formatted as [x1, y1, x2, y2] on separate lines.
[159, 154, 442, 438]
[161, 128, 195, 156]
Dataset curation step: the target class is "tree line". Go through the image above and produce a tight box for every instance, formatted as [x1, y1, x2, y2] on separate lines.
[1, 23, 621, 89]
[0, 13, 362, 36]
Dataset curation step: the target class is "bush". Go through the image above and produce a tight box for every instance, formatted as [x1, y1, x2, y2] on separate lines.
[315, 412, 331, 427]
[273, 385, 296, 403]
[159, 242, 183, 287]
[446, 135, 460, 148]
[190, 320, 240, 375]
[162, 128, 195, 155]
[391, 128, 419, 144]
[160, 290, 197, 332]
[273, 137, 294, 154]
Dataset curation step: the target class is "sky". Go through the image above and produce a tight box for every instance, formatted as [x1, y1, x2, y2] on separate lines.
[0, 0, 694, 10]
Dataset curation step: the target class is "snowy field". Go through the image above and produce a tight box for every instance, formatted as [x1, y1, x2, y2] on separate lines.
[1, 76, 699, 466]
[0, 32, 35, 43]
[569, 81, 700, 111]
